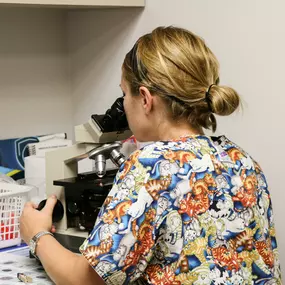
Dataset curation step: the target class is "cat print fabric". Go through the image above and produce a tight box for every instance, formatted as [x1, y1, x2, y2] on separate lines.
[80, 135, 282, 285]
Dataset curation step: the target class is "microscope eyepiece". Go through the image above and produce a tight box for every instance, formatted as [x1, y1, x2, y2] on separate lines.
[91, 97, 129, 133]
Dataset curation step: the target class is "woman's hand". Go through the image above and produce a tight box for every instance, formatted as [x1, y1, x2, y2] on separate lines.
[20, 196, 57, 244]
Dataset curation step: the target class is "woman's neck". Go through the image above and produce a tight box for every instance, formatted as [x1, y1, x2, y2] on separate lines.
[156, 120, 203, 141]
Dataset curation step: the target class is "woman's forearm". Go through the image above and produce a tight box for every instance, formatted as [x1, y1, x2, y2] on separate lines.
[36, 235, 104, 285]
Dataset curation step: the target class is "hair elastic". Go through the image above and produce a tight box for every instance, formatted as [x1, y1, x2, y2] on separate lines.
[205, 84, 215, 112]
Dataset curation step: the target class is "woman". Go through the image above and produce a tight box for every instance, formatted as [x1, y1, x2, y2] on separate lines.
[20, 26, 282, 285]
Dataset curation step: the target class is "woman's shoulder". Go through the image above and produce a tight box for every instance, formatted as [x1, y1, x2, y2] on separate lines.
[127, 136, 214, 162]
[214, 135, 262, 168]
[125, 135, 262, 173]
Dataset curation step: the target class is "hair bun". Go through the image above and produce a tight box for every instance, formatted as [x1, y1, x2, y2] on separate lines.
[209, 85, 240, 116]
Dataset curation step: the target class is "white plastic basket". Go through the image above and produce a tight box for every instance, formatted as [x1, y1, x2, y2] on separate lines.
[0, 183, 33, 249]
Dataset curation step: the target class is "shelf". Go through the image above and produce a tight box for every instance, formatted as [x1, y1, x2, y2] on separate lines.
[0, 0, 145, 8]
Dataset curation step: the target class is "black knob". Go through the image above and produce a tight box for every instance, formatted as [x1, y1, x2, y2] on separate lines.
[67, 201, 79, 215]
[37, 199, 64, 223]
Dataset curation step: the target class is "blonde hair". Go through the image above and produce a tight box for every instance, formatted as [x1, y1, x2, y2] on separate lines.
[123, 26, 240, 132]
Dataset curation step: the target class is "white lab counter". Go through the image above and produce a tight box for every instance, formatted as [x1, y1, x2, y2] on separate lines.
[0, 245, 53, 284]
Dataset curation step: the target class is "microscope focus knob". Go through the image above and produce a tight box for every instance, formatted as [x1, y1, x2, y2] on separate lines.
[67, 201, 80, 215]
[37, 199, 64, 223]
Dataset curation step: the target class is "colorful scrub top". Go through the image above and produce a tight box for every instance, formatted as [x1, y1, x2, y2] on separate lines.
[80, 135, 282, 285]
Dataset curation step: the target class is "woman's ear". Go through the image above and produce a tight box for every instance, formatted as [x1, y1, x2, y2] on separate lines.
[138, 86, 153, 115]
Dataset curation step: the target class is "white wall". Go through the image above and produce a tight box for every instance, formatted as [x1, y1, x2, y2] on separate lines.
[0, 7, 73, 140]
[68, 0, 285, 275]
[67, 7, 144, 124]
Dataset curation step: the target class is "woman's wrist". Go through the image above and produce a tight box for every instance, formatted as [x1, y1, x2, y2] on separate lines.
[35, 234, 55, 259]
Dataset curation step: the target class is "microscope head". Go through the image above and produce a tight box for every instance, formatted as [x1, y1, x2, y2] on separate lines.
[92, 96, 129, 134]
[75, 96, 132, 144]
[74, 96, 132, 177]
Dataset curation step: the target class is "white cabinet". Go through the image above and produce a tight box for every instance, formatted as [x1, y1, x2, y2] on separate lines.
[0, 0, 145, 8]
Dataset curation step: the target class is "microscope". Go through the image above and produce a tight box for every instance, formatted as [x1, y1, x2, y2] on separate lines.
[44, 97, 132, 252]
